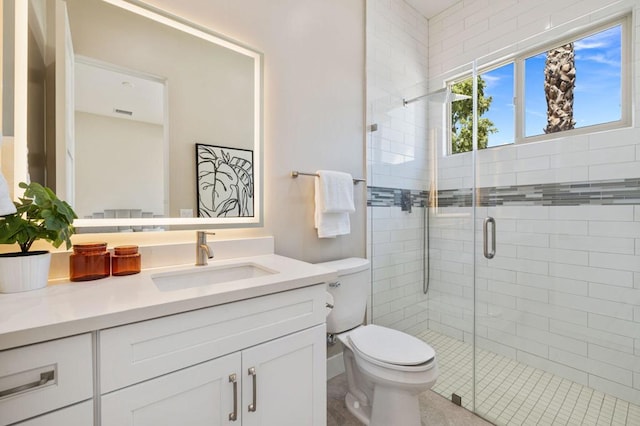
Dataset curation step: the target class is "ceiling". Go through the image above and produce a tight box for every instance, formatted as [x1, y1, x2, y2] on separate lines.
[404, 0, 460, 19]
[75, 61, 165, 125]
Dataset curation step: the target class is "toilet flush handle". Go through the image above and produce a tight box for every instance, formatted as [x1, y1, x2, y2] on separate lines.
[329, 281, 341, 288]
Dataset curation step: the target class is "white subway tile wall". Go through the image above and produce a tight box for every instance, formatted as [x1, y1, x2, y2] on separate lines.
[367, 0, 433, 337]
[367, 0, 640, 416]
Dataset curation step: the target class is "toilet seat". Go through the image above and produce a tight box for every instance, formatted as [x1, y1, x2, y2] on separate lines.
[347, 325, 436, 372]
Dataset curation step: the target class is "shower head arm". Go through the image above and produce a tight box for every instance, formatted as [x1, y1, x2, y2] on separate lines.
[403, 87, 471, 107]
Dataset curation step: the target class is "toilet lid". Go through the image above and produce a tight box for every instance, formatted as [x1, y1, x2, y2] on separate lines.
[348, 325, 435, 366]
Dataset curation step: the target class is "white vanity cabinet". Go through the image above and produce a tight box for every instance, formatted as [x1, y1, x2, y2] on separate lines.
[100, 284, 327, 426]
[0, 251, 334, 426]
[102, 325, 325, 426]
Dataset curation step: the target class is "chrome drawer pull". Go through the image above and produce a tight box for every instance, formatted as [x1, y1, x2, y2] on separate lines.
[229, 373, 238, 421]
[248, 367, 257, 412]
[0, 370, 55, 398]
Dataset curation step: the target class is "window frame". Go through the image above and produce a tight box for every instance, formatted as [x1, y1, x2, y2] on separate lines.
[446, 15, 631, 156]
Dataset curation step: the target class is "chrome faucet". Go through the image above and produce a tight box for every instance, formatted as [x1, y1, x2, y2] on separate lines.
[196, 231, 215, 266]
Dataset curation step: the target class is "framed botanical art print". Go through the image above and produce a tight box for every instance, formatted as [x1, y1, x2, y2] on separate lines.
[196, 143, 254, 218]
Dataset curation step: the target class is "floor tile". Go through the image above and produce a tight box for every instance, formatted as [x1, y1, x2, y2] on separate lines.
[327, 373, 492, 426]
[413, 329, 640, 426]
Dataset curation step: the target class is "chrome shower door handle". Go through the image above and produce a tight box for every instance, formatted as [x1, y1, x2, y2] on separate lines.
[483, 217, 496, 259]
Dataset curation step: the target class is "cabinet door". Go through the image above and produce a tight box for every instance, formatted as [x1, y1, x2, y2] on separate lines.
[16, 401, 93, 426]
[102, 352, 241, 426]
[241, 325, 326, 426]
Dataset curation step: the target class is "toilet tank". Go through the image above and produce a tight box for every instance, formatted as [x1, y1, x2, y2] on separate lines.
[316, 258, 370, 334]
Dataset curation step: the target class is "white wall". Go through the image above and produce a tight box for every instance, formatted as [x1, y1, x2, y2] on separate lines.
[32, 0, 367, 263]
[140, 0, 366, 262]
[74, 112, 164, 218]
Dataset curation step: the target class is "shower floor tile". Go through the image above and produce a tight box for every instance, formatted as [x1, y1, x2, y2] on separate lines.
[416, 329, 640, 426]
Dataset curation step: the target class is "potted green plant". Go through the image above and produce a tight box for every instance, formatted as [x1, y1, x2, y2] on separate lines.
[0, 182, 77, 293]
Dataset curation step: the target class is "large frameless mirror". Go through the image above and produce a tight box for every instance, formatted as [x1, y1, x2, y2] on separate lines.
[2, 0, 263, 232]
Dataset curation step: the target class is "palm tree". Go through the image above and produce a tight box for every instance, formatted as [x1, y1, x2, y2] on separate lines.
[544, 43, 576, 133]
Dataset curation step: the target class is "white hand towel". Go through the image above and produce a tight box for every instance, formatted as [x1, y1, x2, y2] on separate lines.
[0, 171, 16, 216]
[314, 176, 350, 238]
[316, 170, 355, 213]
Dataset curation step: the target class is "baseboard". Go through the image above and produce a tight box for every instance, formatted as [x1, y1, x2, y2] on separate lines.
[327, 352, 344, 380]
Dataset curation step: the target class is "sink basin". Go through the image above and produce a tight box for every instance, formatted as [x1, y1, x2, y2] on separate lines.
[152, 263, 277, 292]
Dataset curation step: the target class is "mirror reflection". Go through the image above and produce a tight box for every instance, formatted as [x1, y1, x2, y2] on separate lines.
[73, 58, 167, 229]
[10, 0, 262, 231]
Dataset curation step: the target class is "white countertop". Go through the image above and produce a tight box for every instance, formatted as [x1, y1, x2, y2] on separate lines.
[0, 254, 337, 350]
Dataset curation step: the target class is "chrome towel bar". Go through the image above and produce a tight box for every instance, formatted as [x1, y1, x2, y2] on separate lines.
[290, 170, 366, 184]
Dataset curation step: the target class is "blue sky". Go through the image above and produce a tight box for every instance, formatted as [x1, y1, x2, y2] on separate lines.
[478, 25, 622, 147]
[482, 64, 514, 146]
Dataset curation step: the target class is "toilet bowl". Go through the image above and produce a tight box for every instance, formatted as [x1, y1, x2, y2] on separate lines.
[318, 258, 438, 426]
[338, 324, 437, 426]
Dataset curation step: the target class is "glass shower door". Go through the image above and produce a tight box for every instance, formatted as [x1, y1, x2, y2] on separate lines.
[367, 66, 477, 412]
[422, 75, 477, 411]
[472, 39, 640, 424]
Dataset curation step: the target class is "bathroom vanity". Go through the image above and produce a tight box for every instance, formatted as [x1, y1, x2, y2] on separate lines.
[0, 245, 334, 426]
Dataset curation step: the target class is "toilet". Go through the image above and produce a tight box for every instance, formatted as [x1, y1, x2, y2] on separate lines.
[318, 258, 438, 426]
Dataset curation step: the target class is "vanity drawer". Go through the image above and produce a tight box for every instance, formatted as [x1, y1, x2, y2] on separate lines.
[99, 284, 325, 393]
[15, 400, 93, 425]
[0, 334, 93, 426]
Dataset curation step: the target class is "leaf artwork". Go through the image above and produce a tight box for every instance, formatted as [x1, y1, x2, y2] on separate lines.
[196, 144, 254, 218]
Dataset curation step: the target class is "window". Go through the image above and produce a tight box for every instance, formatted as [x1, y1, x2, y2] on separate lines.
[451, 63, 514, 154]
[525, 25, 622, 137]
[449, 18, 628, 155]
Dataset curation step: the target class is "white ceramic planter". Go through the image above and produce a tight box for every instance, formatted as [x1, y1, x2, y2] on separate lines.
[0, 251, 51, 293]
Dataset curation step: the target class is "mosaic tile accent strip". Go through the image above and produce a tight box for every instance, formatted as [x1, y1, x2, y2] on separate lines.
[475, 178, 640, 207]
[367, 186, 429, 208]
[368, 178, 640, 208]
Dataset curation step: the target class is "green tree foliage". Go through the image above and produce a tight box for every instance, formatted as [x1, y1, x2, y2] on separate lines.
[451, 77, 497, 154]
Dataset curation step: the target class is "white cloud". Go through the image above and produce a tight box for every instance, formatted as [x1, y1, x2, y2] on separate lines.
[574, 40, 607, 50]
[575, 53, 620, 68]
[574, 26, 620, 51]
[482, 74, 501, 89]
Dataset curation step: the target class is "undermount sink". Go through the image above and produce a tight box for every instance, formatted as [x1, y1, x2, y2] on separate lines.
[152, 263, 278, 292]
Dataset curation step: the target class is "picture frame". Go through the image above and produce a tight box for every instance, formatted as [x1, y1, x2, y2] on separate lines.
[195, 143, 254, 218]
